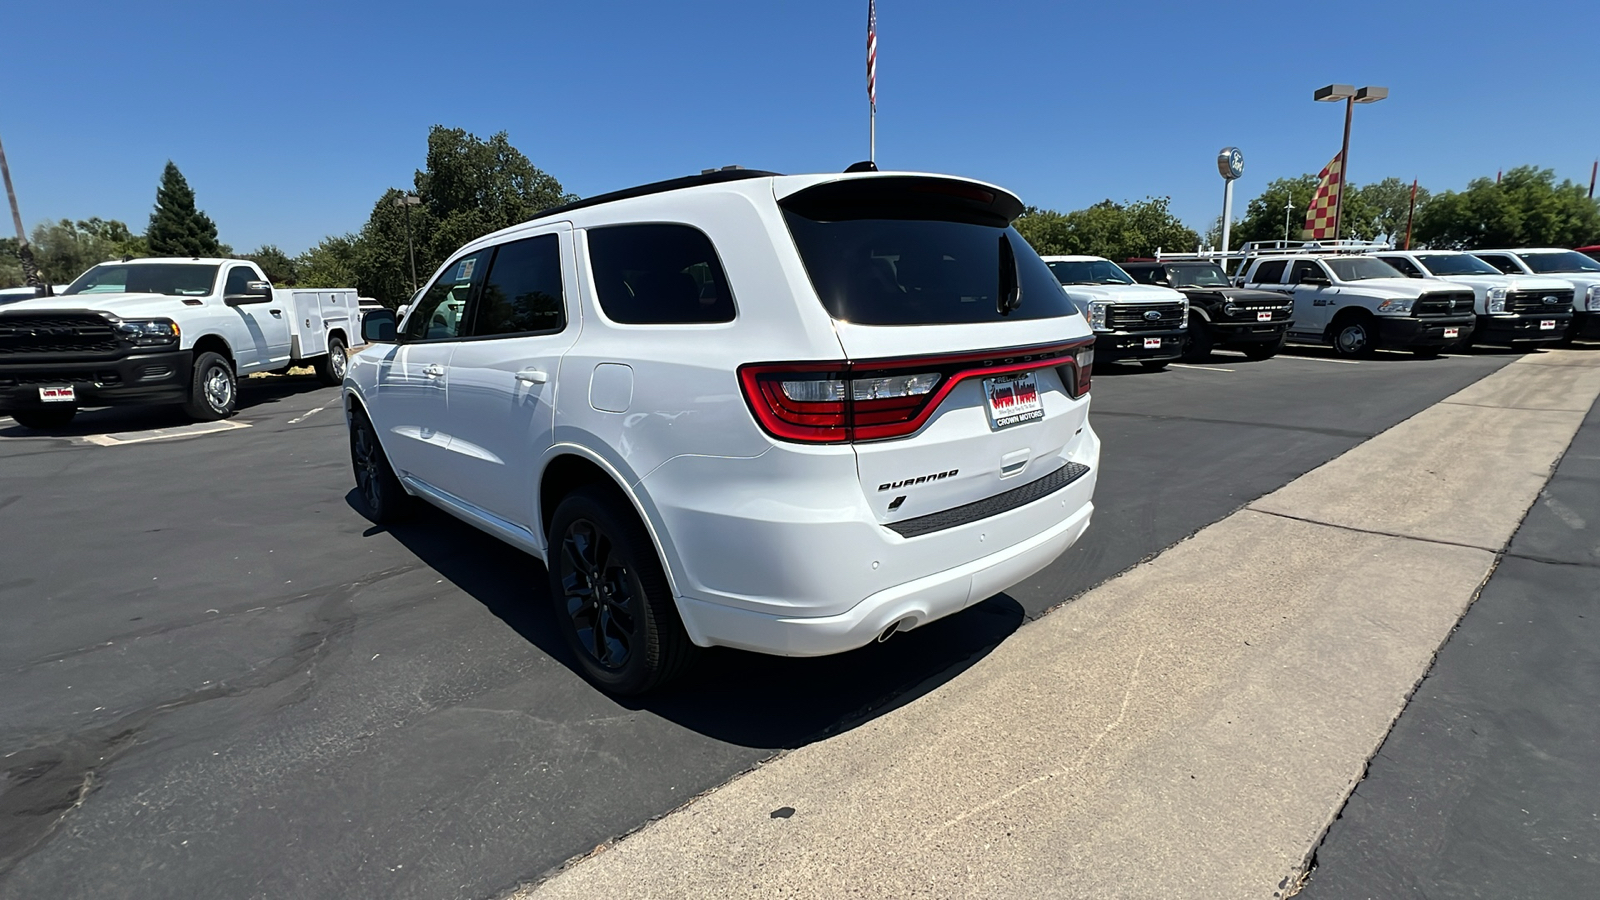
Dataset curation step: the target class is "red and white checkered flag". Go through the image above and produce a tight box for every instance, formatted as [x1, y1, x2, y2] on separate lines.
[1303, 152, 1343, 240]
[867, 0, 878, 108]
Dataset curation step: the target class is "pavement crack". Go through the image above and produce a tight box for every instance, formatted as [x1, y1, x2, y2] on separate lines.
[1500, 551, 1600, 570]
[1245, 507, 1500, 554]
[1438, 400, 1589, 413]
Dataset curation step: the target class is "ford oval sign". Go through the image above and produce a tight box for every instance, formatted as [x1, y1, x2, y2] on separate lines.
[1217, 147, 1244, 181]
[1543, 295, 1560, 305]
[1144, 309, 1162, 321]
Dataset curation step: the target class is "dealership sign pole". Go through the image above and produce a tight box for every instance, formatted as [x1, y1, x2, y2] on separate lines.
[0, 127, 44, 291]
[1217, 147, 1243, 265]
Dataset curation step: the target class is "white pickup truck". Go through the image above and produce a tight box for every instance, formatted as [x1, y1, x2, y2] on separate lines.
[0, 257, 359, 430]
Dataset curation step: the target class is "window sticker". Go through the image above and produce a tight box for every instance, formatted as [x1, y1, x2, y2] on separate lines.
[457, 258, 477, 280]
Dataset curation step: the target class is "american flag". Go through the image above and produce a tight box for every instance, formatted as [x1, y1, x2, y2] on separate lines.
[867, 0, 878, 108]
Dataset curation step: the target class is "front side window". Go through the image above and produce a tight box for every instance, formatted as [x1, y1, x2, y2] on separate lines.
[1046, 259, 1134, 286]
[64, 263, 219, 296]
[1289, 260, 1324, 284]
[404, 250, 488, 341]
[1324, 257, 1402, 282]
[587, 224, 735, 324]
[1517, 251, 1600, 274]
[1379, 256, 1422, 278]
[1414, 254, 1499, 276]
[224, 266, 259, 294]
[470, 235, 565, 337]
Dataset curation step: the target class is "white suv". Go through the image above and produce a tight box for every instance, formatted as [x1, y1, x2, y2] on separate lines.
[345, 169, 1100, 694]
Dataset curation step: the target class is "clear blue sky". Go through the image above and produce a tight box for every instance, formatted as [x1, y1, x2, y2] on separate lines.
[2, 0, 1594, 254]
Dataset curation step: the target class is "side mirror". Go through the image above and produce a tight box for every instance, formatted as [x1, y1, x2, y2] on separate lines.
[224, 280, 274, 305]
[1300, 273, 1330, 286]
[361, 308, 398, 343]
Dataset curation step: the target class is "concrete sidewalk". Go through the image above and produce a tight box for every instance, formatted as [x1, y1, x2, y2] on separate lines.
[513, 350, 1600, 900]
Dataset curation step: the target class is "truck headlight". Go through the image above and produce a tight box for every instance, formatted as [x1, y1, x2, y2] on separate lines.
[1589, 284, 1600, 312]
[1376, 298, 1415, 315]
[1178, 297, 1188, 329]
[1486, 287, 1507, 314]
[116, 318, 181, 346]
[1087, 300, 1109, 332]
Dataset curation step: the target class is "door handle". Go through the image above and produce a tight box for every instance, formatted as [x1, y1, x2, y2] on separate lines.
[269, 309, 283, 317]
[423, 363, 445, 378]
[515, 368, 548, 384]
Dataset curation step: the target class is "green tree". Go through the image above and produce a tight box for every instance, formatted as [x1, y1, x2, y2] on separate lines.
[295, 234, 361, 290]
[1233, 174, 1417, 245]
[1414, 166, 1600, 249]
[22, 218, 145, 283]
[0, 237, 22, 288]
[242, 245, 299, 285]
[1014, 197, 1199, 261]
[146, 161, 221, 257]
[1360, 177, 1430, 244]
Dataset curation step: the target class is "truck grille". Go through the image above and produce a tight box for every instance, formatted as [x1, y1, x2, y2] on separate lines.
[1414, 292, 1474, 316]
[1507, 289, 1574, 314]
[0, 313, 122, 356]
[1109, 302, 1185, 331]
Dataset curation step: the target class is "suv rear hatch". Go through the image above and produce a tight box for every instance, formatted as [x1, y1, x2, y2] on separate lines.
[750, 175, 1094, 532]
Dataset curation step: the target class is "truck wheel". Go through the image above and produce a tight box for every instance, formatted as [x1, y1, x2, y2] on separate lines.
[349, 406, 411, 524]
[183, 351, 237, 421]
[548, 486, 697, 696]
[1243, 336, 1285, 361]
[9, 407, 78, 431]
[1412, 346, 1444, 359]
[1180, 316, 1213, 362]
[1331, 315, 1377, 359]
[1139, 360, 1170, 371]
[315, 336, 348, 387]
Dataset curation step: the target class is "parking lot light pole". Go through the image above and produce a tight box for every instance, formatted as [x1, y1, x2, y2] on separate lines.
[394, 193, 422, 295]
[0, 128, 44, 291]
[1314, 84, 1387, 241]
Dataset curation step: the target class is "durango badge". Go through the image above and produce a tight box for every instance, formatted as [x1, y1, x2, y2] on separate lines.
[879, 469, 958, 492]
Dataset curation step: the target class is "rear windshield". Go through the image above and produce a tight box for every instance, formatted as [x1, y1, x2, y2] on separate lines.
[781, 213, 1075, 326]
[64, 263, 219, 296]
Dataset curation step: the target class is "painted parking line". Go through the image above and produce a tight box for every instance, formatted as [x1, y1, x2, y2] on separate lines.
[288, 405, 327, 425]
[1284, 355, 1361, 365]
[79, 420, 252, 447]
[1169, 363, 1236, 373]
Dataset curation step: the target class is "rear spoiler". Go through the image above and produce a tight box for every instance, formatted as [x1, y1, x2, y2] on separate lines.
[779, 175, 1025, 228]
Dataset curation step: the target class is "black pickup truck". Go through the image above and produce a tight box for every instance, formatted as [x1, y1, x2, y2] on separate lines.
[1121, 261, 1293, 362]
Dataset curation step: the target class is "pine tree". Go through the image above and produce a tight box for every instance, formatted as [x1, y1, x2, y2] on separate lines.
[146, 161, 221, 257]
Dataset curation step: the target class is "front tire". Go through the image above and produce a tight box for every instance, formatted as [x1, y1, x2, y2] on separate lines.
[315, 336, 348, 387]
[349, 406, 411, 524]
[1331, 315, 1378, 359]
[1180, 316, 1213, 362]
[9, 407, 78, 430]
[1139, 360, 1170, 371]
[1412, 346, 1444, 359]
[1243, 335, 1285, 361]
[183, 351, 237, 421]
[548, 486, 696, 695]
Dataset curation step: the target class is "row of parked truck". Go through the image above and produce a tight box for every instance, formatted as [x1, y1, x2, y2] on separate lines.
[1049, 241, 1600, 365]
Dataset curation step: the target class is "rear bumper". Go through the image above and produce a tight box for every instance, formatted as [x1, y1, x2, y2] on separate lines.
[1475, 312, 1573, 345]
[677, 499, 1094, 656]
[0, 349, 192, 410]
[1374, 315, 1475, 349]
[1095, 330, 1184, 362]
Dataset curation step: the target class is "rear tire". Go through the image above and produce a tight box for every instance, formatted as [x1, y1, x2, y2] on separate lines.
[1180, 316, 1213, 362]
[183, 351, 237, 421]
[548, 486, 697, 695]
[9, 407, 78, 430]
[1139, 360, 1170, 371]
[349, 406, 411, 524]
[315, 336, 348, 387]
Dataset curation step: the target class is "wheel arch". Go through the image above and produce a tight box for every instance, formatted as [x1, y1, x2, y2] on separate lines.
[190, 333, 234, 367]
[537, 445, 681, 598]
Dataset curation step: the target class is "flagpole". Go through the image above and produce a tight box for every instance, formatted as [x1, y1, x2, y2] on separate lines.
[870, 104, 876, 164]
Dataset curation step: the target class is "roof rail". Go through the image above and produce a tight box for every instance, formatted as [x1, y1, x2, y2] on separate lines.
[526, 167, 783, 223]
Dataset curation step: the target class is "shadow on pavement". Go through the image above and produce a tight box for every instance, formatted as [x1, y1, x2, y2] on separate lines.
[0, 375, 333, 438]
[360, 494, 1024, 750]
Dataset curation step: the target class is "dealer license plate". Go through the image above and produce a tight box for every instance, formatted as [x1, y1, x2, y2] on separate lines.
[1257, 311, 1273, 322]
[1143, 337, 1163, 349]
[983, 372, 1044, 430]
[39, 386, 75, 403]
[1443, 327, 1460, 339]
[1541, 320, 1557, 330]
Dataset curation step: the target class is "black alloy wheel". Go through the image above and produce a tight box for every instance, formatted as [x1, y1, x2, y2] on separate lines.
[349, 406, 410, 523]
[548, 486, 695, 695]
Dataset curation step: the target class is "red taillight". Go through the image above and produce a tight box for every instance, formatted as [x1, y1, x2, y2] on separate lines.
[739, 339, 1093, 444]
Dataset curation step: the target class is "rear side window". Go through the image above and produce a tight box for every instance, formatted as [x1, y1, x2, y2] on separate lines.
[783, 214, 1075, 325]
[471, 235, 565, 337]
[586, 224, 735, 324]
[1251, 260, 1287, 284]
[1477, 254, 1520, 275]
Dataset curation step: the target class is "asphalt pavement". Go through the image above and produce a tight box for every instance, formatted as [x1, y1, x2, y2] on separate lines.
[1298, 391, 1600, 899]
[0, 348, 1519, 899]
